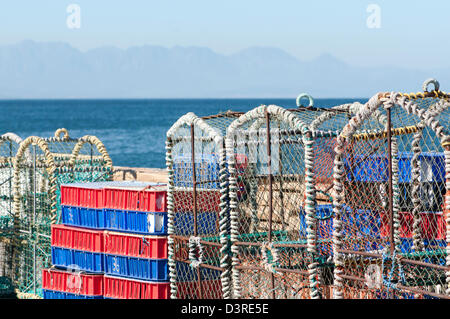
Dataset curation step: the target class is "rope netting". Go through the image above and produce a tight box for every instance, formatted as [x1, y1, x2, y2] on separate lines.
[224, 99, 377, 299]
[0, 133, 22, 297]
[166, 111, 243, 299]
[0, 128, 113, 299]
[332, 86, 450, 299]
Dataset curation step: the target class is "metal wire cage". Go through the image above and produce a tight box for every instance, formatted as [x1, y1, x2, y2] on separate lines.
[224, 97, 376, 299]
[166, 111, 243, 299]
[0, 133, 23, 297]
[10, 128, 112, 298]
[331, 85, 450, 299]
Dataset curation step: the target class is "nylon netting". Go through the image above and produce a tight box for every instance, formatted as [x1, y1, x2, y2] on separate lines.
[332, 91, 450, 299]
[4, 129, 113, 298]
[166, 111, 243, 299]
[225, 103, 369, 299]
[0, 134, 21, 297]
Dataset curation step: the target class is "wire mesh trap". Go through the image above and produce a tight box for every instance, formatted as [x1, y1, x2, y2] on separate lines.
[0, 133, 23, 298]
[166, 111, 243, 299]
[224, 96, 380, 299]
[7, 128, 112, 298]
[331, 80, 450, 299]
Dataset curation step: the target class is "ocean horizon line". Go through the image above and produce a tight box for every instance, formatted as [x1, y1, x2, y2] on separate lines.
[0, 97, 369, 101]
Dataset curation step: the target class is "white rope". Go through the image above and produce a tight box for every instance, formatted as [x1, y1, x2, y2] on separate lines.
[411, 128, 424, 251]
[225, 132, 242, 299]
[303, 133, 320, 299]
[188, 236, 204, 268]
[165, 139, 177, 299]
[219, 140, 232, 299]
[260, 242, 280, 274]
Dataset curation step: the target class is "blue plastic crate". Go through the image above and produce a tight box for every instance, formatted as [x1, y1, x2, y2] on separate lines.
[104, 209, 167, 235]
[345, 152, 445, 183]
[61, 206, 80, 225]
[175, 261, 222, 282]
[51, 247, 104, 273]
[173, 154, 221, 189]
[104, 254, 168, 282]
[104, 208, 127, 230]
[299, 205, 334, 238]
[61, 205, 105, 229]
[299, 205, 384, 256]
[43, 289, 103, 299]
[299, 205, 381, 237]
[79, 207, 106, 229]
[174, 211, 219, 235]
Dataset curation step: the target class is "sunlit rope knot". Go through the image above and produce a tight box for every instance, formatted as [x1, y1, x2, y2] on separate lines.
[383, 92, 400, 110]
[188, 236, 204, 268]
[261, 242, 280, 274]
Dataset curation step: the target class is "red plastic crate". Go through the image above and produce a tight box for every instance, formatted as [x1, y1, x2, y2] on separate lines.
[51, 224, 73, 249]
[103, 184, 167, 212]
[381, 211, 446, 240]
[103, 187, 127, 210]
[421, 212, 445, 240]
[104, 231, 167, 259]
[79, 187, 103, 209]
[103, 275, 169, 299]
[60, 185, 79, 206]
[139, 187, 167, 212]
[51, 224, 104, 253]
[61, 183, 105, 208]
[42, 268, 103, 296]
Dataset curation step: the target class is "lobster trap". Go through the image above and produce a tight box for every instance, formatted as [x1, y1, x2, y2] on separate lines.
[224, 96, 373, 299]
[332, 80, 450, 299]
[0, 133, 23, 297]
[10, 128, 112, 298]
[166, 111, 243, 299]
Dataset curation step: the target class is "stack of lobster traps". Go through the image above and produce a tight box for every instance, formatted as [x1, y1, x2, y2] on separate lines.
[166, 79, 450, 299]
[0, 128, 112, 298]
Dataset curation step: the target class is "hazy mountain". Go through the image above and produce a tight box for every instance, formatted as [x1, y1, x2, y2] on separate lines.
[0, 40, 446, 98]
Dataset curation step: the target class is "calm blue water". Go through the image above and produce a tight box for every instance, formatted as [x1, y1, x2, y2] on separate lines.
[0, 98, 366, 168]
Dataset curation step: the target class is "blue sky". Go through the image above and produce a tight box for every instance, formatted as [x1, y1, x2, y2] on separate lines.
[1, 0, 449, 69]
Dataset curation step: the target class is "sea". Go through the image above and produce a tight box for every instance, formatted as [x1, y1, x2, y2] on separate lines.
[0, 98, 366, 168]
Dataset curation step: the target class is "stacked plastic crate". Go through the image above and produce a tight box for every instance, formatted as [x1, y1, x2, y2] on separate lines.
[102, 182, 169, 299]
[42, 181, 169, 299]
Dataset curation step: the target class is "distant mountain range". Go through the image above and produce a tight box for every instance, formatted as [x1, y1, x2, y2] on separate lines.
[0, 40, 447, 98]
